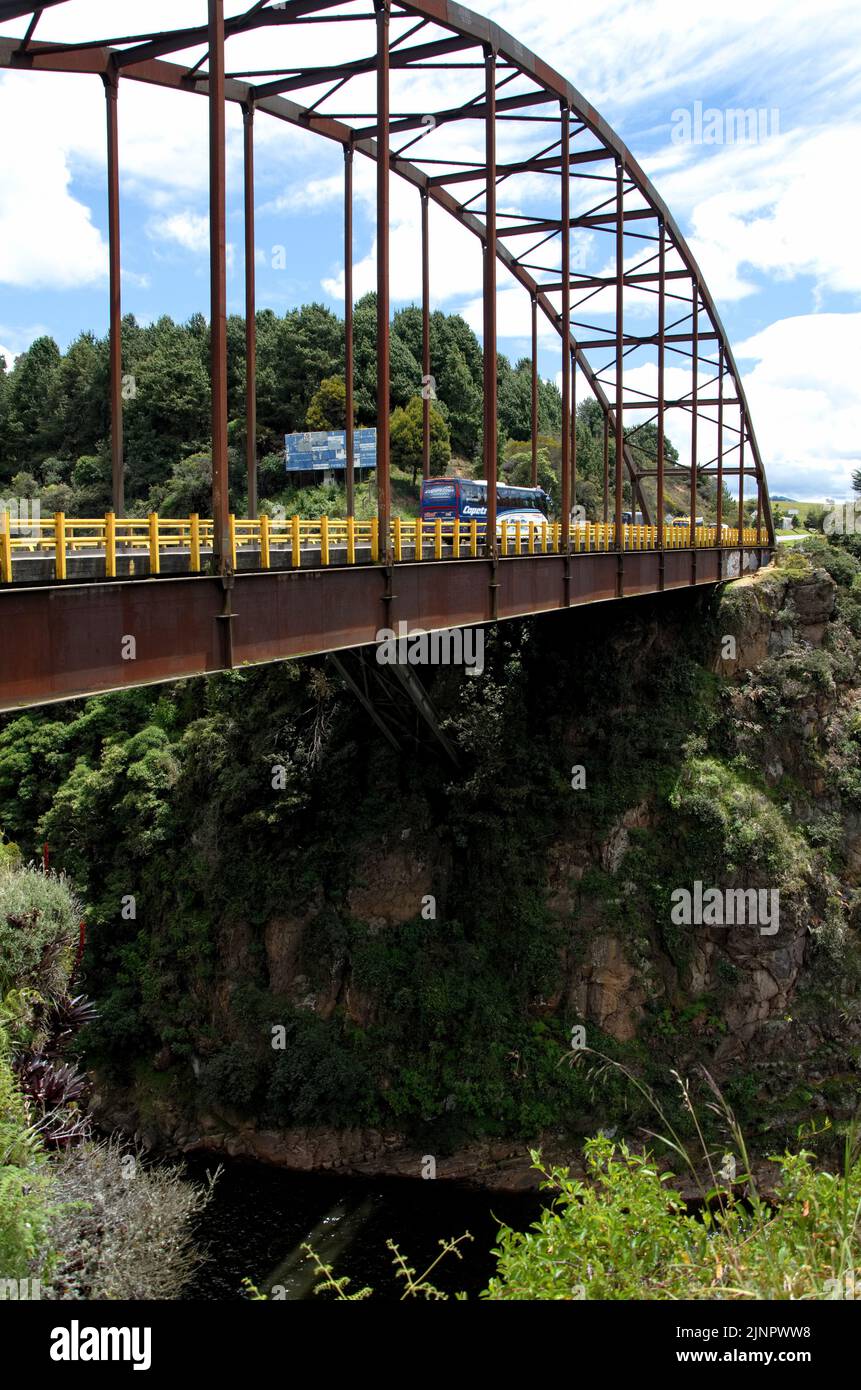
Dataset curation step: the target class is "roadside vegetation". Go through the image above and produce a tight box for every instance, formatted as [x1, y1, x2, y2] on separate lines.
[0, 849, 214, 1298]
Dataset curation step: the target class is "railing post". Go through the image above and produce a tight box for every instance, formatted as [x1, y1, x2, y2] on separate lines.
[55, 512, 67, 581]
[0, 510, 11, 584]
[292, 514, 301, 568]
[105, 511, 116, 579]
[190, 513, 201, 573]
[148, 512, 160, 575]
[228, 513, 237, 569]
[347, 515, 356, 565]
[393, 515, 402, 562]
[414, 515, 422, 560]
[260, 512, 270, 570]
[320, 514, 330, 567]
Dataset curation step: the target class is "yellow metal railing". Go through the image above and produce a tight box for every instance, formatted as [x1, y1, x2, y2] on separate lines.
[0, 510, 769, 584]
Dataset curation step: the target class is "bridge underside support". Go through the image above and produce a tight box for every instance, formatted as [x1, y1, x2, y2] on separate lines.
[0, 548, 770, 713]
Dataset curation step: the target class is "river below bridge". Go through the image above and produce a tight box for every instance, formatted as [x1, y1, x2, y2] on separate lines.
[181, 1156, 542, 1301]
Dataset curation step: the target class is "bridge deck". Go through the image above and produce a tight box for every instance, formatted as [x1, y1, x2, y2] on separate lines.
[0, 542, 770, 713]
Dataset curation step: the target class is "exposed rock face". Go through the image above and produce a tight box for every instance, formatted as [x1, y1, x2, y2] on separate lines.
[85, 558, 861, 1180]
[347, 837, 438, 930]
[717, 568, 836, 676]
[570, 934, 644, 1042]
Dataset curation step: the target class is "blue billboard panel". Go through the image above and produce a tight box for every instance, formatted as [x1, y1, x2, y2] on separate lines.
[284, 428, 377, 472]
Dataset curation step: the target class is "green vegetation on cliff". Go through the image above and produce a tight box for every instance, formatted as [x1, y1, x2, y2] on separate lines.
[2, 542, 859, 1161]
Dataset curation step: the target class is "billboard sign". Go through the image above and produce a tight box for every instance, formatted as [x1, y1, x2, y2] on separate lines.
[284, 428, 376, 472]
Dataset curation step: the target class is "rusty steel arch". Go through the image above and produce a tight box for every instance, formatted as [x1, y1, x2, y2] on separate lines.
[0, 0, 774, 562]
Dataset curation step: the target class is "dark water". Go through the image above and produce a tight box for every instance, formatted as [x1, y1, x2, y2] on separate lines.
[182, 1157, 543, 1302]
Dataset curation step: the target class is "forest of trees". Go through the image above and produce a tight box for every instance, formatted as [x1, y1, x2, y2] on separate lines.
[0, 298, 569, 518]
[0, 295, 709, 523]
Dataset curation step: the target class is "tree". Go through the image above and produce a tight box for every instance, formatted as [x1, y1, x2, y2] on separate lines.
[390, 396, 451, 483]
[6, 336, 62, 463]
[306, 377, 349, 431]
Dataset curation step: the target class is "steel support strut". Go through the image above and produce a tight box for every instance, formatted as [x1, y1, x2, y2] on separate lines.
[689, 283, 698, 548]
[421, 185, 431, 481]
[208, 0, 229, 568]
[483, 43, 498, 557]
[375, 0, 391, 560]
[657, 217, 665, 547]
[559, 102, 571, 552]
[531, 294, 538, 486]
[243, 102, 257, 520]
[345, 141, 355, 517]
[716, 344, 724, 537]
[614, 157, 624, 544]
[103, 65, 123, 515]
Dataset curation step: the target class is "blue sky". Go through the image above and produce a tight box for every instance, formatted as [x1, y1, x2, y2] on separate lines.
[1, 0, 859, 499]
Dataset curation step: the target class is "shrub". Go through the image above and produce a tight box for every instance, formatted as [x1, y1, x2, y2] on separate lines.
[0, 1047, 53, 1281]
[44, 1136, 216, 1300]
[0, 866, 81, 1000]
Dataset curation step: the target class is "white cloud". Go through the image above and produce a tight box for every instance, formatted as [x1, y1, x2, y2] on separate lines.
[322, 168, 483, 305]
[148, 211, 210, 255]
[0, 77, 106, 289]
[648, 125, 861, 302]
[735, 313, 861, 497]
[147, 211, 235, 272]
[0, 344, 14, 370]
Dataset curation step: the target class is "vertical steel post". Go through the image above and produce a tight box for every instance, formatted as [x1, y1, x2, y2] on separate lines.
[716, 345, 723, 539]
[614, 158, 624, 544]
[689, 282, 698, 548]
[602, 415, 609, 524]
[208, 0, 229, 567]
[483, 45, 498, 555]
[104, 67, 124, 515]
[656, 218, 665, 548]
[572, 349, 578, 518]
[344, 142, 355, 517]
[421, 185, 431, 480]
[243, 103, 257, 520]
[530, 294, 538, 486]
[559, 104, 571, 551]
[375, 1, 391, 558]
[738, 405, 746, 559]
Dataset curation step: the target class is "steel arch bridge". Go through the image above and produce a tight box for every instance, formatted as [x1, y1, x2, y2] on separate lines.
[0, 0, 773, 712]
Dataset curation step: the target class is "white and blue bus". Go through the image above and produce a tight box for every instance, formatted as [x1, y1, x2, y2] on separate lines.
[420, 477, 549, 529]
